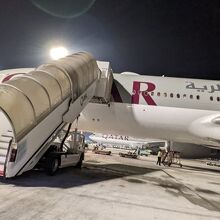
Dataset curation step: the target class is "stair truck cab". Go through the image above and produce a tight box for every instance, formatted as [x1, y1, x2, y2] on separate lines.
[40, 127, 86, 175]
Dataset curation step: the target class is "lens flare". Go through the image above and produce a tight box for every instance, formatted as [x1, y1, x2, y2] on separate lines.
[50, 47, 68, 60]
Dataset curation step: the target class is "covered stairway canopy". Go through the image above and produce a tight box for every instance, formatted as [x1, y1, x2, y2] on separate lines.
[0, 52, 99, 141]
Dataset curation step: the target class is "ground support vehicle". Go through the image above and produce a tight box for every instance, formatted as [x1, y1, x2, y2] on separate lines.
[206, 160, 220, 167]
[0, 52, 113, 178]
[92, 146, 111, 155]
[94, 150, 111, 155]
[119, 151, 138, 159]
[38, 127, 85, 175]
[162, 151, 182, 167]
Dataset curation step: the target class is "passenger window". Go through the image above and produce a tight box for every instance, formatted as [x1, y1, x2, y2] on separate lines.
[183, 94, 187, 98]
[217, 97, 220, 102]
[164, 92, 167, 97]
[196, 95, 200, 100]
[151, 92, 154, 96]
[177, 94, 180, 98]
[210, 96, 213, 101]
[157, 92, 160, 97]
[170, 93, 173, 98]
[190, 95, 193, 99]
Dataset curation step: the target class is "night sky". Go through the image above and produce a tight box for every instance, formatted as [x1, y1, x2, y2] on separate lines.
[0, 0, 219, 80]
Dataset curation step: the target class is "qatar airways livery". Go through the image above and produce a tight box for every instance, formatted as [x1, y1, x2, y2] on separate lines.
[77, 62, 220, 151]
[89, 133, 164, 148]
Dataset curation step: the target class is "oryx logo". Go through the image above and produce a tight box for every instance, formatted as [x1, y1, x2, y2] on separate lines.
[131, 81, 156, 105]
[80, 93, 88, 106]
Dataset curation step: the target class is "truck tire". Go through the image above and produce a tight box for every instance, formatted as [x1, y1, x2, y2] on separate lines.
[45, 157, 59, 176]
[75, 153, 84, 169]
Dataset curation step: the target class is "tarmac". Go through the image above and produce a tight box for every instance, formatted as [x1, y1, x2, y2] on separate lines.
[0, 150, 219, 220]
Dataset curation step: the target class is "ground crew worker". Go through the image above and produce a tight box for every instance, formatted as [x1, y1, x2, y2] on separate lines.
[156, 149, 162, 166]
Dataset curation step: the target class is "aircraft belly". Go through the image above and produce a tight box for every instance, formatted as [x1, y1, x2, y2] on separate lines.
[78, 102, 220, 146]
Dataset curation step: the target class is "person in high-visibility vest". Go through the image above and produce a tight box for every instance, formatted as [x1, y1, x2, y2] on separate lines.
[156, 149, 162, 166]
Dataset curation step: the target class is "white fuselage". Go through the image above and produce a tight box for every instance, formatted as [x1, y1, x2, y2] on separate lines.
[89, 133, 161, 147]
[78, 73, 220, 149]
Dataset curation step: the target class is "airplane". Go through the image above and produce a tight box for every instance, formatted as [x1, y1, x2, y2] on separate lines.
[88, 133, 165, 150]
[1, 60, 220, 158]
[88, 133, 215, 158]
[75, 62, 220, 155]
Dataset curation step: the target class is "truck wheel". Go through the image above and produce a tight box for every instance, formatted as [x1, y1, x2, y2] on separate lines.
[45, 157, 59, 176]
[75, 154, 84, 169]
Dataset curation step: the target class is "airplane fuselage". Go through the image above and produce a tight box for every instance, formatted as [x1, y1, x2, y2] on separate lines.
[78, 73, 220, 149]
[89, 133, 160, 147]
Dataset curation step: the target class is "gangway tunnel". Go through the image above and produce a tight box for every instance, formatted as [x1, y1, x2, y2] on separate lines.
[0, 52, 111, 178]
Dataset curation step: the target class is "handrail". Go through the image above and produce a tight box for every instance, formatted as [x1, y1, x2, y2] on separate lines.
[3, 137, 13, 178]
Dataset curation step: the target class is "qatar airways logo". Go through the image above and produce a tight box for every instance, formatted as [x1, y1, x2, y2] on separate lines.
[131, 81, 156, 105]
[102, 134, 129, 141]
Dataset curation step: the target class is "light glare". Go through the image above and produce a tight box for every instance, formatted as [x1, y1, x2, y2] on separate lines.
[50, 47, 68, 60]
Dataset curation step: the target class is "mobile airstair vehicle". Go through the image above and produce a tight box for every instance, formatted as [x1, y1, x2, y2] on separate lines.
[0, 52, 113, 178]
